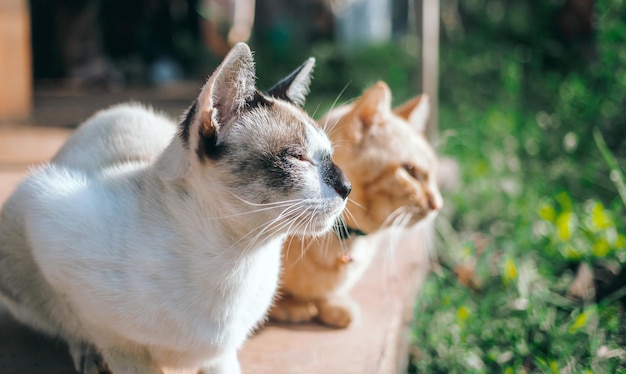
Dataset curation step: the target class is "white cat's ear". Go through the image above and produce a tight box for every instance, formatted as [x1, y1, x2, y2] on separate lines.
[265, 57, 315, 107]
[201, 42, 257, 127]
[180, 43, 268, 159]
[352, 81, 392, 126]
[393, 94, 430, 133]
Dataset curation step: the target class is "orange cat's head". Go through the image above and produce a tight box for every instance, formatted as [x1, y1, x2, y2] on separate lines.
[321, 81, 442, 234]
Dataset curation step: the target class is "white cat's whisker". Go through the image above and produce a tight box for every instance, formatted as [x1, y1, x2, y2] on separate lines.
[324, 118, 343, 139]
[335, 216, 351, 253]
[243, 199, 327, 252]
[282, 235, 303, 268]
[328, 139, 358, 147]
[231, 200, 308, 250]
[321, 82, 352, 133]
[282, 209, 311, 237]
[229, 193, 303, 207]
[347, 198, 365, 210]
[321, 230, 332, 260]
[270, 208, 319, 261]
[241, 219, 291, 254]
[342, 207, 356, 224]
[237, 201, 307, 235]
[211, 202, 304, 220]
[295, 212, 315, 238]
[311, 103, 322, 119]
[341, 204, 364, 232]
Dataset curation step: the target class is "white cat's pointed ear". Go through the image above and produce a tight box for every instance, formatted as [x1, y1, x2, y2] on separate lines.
[201, 42, 257, 126]
[394, 94, 430, 133]
[352, 81, 392, 124]
[180, 43, 268, 159]
[265, 57, 315, 107]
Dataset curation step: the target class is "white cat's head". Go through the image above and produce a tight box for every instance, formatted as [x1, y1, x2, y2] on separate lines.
[160, 43, 350, 239]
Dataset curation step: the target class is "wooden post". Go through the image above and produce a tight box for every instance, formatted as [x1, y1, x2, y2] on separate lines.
[417, 0, 439, 140]
[0, 0, 32, 122]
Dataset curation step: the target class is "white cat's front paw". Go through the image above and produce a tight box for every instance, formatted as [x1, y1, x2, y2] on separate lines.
[199, 351, 241, 374]
[68, 341, 111, 374]
[100, 347, 162, 374]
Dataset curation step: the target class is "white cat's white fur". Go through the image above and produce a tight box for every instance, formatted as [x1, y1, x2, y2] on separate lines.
[0, 43, 348, 373]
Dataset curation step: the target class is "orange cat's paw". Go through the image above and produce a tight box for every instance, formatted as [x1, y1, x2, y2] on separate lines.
[269, 298, 318, 323]
[316, 297, 358, 328]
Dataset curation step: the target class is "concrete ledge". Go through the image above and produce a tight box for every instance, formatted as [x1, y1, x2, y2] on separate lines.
[0, 127, 430, 373]
[0, 127, 70, 165]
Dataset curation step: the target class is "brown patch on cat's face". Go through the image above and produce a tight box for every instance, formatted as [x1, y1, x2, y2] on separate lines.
[322, 81, 442, 233]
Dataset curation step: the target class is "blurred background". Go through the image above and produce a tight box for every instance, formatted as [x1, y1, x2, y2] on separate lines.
[2, 0, 626, 372]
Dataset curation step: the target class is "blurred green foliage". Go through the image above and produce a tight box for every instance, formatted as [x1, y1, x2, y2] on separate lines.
[253, 41, 419, 115]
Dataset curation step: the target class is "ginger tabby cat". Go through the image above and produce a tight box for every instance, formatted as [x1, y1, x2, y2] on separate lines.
[269, 81, 443, 328]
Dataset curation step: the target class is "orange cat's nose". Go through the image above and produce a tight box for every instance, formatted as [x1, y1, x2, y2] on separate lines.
[428, 192, 443, 211]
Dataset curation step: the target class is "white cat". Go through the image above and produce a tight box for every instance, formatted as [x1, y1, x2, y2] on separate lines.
[0, 43, 350, 374]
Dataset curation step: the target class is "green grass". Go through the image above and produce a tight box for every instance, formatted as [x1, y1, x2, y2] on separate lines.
[406, 1, 626, 371]
[410, 120, 626, 371]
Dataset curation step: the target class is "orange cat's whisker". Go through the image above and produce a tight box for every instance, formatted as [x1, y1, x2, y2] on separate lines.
[379, 211, 412, 278]
[379, 206, 409, 229]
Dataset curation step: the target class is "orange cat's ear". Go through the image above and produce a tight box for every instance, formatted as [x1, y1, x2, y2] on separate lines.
[393, 94, 430, 133]
[352, 81, 392, 126]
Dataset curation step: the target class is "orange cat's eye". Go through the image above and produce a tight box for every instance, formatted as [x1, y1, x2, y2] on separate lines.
[402, 164, 426, 182]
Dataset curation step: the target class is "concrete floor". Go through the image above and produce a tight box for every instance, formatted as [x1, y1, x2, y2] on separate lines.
[0, 90, 431, 373]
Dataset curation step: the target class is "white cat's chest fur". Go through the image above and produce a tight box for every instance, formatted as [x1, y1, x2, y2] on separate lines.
[22, 165, 283, 366]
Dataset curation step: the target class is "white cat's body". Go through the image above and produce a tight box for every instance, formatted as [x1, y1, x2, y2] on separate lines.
[52, 104, 177, 173]
[0, 44, 350, 373]
[19, 153, 281, 367]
